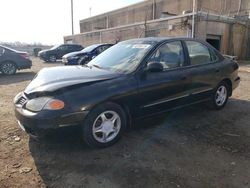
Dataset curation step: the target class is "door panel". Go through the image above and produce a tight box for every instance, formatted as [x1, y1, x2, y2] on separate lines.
[138, 69, 190, 116]
[186, 63, 222, 101]
[184, 40, 223, 101]
[137, 41, 191, 116]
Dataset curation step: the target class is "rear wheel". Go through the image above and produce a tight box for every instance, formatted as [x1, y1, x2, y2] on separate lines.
[82, 102, 127, 148]
[1, 61, 17, 75]
[210, 81, 229, 110]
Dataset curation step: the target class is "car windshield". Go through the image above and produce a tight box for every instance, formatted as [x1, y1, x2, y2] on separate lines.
[81, 44, 99, 53]
[88, 41, 154, 73]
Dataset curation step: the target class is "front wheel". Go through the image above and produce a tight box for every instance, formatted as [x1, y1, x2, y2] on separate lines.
[82, 102, 127, 148]
[210, 81, 229, 110]
[1, 62, 17, 75]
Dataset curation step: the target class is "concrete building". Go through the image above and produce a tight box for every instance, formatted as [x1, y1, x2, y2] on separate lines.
[64, 0, 250, 60]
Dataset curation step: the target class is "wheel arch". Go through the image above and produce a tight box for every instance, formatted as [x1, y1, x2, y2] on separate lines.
[87, 100, 133, 129]
[112, 100, 133, 129]
[221, 78, 232, 96]
[1, 60, 17, 66]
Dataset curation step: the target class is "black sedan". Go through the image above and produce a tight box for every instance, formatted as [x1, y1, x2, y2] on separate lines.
[38, 44, 83, 62]
[62, 43, 113, 65]
[0, 45, 32, 75]
[14, 38, 240, 148]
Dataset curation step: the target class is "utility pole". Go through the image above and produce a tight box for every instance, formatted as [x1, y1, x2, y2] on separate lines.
[191, 0, 196, 38]
[152, 0, 155, 20]
[89, 7, 92, 17]
[71, 0, 74, 35]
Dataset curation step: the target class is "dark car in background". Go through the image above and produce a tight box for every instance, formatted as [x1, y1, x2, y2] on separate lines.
[14, 38, 240, 148]
[0, 45, 32, 75]
[62, 43, 113, 65]
[38, 44, 83, 62]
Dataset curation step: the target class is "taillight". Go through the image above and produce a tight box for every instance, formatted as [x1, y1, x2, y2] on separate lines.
[20, 53, 29, 59]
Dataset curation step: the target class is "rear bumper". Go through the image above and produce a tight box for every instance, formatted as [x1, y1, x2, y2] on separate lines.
[15, 107, 88, 137]
[18, 59, 32, 70]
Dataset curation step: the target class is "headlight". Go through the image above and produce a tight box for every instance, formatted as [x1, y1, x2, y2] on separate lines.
[26, 97, 64, 112]
[14, 92, 23, 103]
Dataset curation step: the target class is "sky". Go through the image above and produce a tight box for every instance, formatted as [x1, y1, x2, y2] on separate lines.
[0, 0, 143, 45]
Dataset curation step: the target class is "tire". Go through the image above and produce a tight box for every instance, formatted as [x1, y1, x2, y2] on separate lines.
[49, 55, 56, 63]
[82, 102, 127, 148]
[0, 61, 17, 75]
[210, 81, 229, 110]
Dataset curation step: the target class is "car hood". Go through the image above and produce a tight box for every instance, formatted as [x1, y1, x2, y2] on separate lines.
[63, 51, 87, 58]
[25, 66, 121, 94]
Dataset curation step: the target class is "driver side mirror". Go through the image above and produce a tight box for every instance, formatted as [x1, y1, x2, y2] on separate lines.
[146, 62, 163, 72]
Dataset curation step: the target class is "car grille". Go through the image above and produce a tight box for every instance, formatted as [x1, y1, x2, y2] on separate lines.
[16, 96, 27, 106]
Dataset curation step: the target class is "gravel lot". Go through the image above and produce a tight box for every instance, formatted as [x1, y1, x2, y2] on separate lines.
[0, 58, 250, 188]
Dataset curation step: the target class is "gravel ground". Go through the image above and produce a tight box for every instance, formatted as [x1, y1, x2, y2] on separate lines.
[0, 58, 250, 188]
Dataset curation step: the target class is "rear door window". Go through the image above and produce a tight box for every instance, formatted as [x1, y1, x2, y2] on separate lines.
[0, 47, 5, 55]
[185, 41, 213, 65]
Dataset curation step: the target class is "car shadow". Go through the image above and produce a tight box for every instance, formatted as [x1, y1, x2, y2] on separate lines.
[42, 60, 63, 64]
[29, 98, 250, 187]
[0, 71, 36, 85]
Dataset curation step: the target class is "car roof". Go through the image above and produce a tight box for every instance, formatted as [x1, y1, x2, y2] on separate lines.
[0, 44, 17, 52]
[64, 44, 82, 46]
[92, 43, 113, 46]
[124, 37, 204, 43]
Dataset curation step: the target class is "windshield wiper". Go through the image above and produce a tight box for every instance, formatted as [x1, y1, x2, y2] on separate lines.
[92, 64, 102, 69]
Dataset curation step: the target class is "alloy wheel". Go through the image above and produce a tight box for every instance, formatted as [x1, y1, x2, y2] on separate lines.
[1, 62, 16, 75]
[92, 111, 121, 143]
[215, 85, 227, 106]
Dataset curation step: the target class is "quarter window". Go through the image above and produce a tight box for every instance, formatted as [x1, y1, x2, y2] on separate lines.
[148, 41, 184, 70]
[185, 41, 213, 65]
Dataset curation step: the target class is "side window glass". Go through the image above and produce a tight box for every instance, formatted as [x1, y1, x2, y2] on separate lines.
[57, 45, 64, 50]
[210, 49, 218, 62]
[97, 46, 107, 54]
[186, 41, 212, 65]
[0, 47, 5, 55]
[77, 46, 82, 50]
[69, 45, 76, 51]
[65, 45, 70, 51]
[102, 45, 110, 51]
[96, 47, 102, 54]
[70, 45, 79, 51]
[148, 41, 184, 70]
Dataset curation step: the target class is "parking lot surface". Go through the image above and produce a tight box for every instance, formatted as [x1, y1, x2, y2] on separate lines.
[0, 58, 250, 188]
